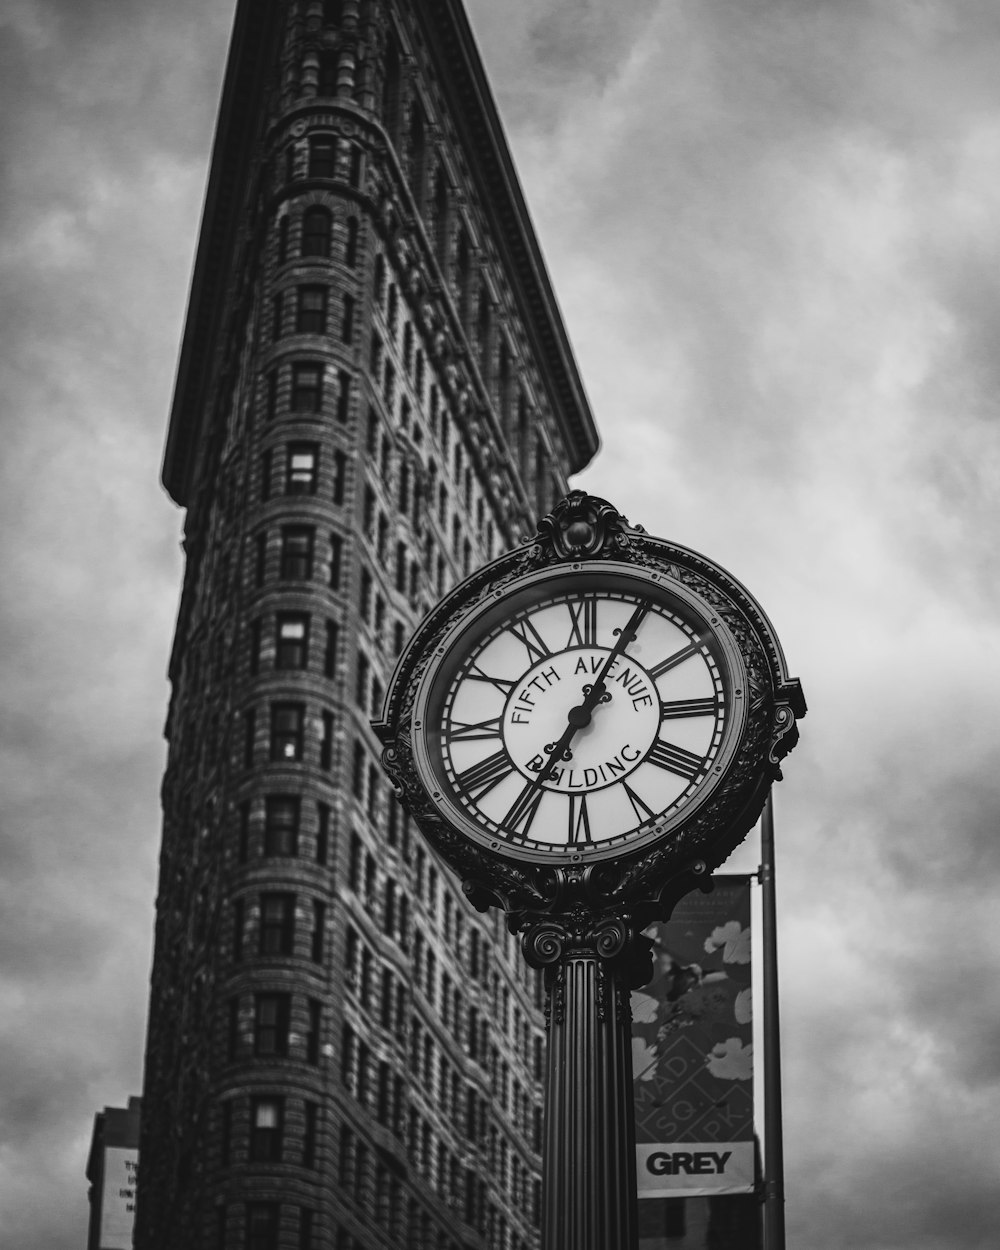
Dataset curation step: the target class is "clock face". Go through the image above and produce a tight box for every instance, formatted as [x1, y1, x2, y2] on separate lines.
[412, 569, 746, 861]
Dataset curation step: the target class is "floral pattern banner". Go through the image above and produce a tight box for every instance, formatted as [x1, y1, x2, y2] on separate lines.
[632, 875, 756, 1197]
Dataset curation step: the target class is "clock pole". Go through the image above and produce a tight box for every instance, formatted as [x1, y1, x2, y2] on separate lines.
[523, 912, 648, 1250]
[510, 867, 708, 1250]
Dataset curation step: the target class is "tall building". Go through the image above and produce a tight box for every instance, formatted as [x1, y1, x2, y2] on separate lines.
[86, 1097, 141, 1250]
[138, 2, 598, 1248]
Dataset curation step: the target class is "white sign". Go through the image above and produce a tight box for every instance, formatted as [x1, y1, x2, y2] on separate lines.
[637, 1140, 756, 1198]
[100, 1146, 138, 1250]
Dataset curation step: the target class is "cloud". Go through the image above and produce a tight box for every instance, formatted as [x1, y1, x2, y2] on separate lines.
[3, 1, 1000, 1247]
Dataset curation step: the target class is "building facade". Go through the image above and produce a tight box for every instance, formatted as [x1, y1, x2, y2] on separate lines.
[138, 2, 598, 1247]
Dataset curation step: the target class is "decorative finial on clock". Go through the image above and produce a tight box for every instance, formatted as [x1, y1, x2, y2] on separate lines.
[534, 490, 641, 562]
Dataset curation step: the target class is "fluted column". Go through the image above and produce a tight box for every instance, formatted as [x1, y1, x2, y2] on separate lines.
[524, 917, 652, 1250]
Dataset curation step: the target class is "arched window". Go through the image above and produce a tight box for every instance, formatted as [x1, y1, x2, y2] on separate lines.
[301, 207, 332, 258]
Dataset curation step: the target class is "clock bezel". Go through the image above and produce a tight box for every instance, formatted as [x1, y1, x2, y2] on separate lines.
[409, 561, 750, 865]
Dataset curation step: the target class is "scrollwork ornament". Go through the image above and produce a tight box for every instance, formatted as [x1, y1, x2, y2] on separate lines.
[521, 919, 569, 969]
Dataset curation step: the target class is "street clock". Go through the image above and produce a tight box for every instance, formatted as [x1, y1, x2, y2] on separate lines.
[375, 492, 804, 923]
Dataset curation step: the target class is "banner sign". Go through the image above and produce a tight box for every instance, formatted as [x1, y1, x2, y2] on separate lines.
[632, 876, 755, 1198]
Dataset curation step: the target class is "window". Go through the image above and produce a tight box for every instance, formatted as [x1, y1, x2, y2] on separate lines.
[345, 216, 358, 267]
[299, 1207, 314, 1250]
[264, 796, 299, 856]
[351, 745, 364, 802]
[348, 143, 362, 188]
[246, 1202, 280, 1250]
[270, 702, 304, 761]
[374, 253, 386, 304]
[354, 652, 369, 708]
[306, 998, 322, 1064]
[333, 449, 346, 504]
[329, 533, 343, 589]
[316, 803, 330, 865]
[260, 449, 273, 502]
[250, 1098, 283, 1163]
[324, 620, 338, 679]
[336, 369, 351, 423]
[320, 711, 333, 770]
[277, 215, 290, 265]
[312, 900, 326, 962]
[301, 207, 331, 258]
[341, 293, 355, 343]
[280, 527, 314, 579]
[272, 292, 283, 340]
[259, 893, 295, 955]
[297, 285, 328, 335]
[254, 993, 290, 1056]
[287, 443, 318, 495]
[309, 136, 336, 179]
[276, 613, 309, 669]
[318, 51, 337, 97]
[291, 362, 323, 413]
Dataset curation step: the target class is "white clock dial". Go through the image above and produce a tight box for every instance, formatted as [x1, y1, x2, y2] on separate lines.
[428, 583, 732, 855]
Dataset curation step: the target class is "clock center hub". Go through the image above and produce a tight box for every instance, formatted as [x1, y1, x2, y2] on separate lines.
[503, 648, 661, 793]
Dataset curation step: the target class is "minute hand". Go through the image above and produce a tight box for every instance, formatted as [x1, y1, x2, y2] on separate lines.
[539, 599, 653, 780]
[580, 599, 651, 715]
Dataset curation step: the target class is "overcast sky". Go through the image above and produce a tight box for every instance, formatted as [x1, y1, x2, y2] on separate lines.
[2, 1, 1000, 1247]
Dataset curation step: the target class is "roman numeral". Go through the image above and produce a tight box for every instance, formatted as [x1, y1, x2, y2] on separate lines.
[447, 715, 503, 742]
[455, 749, 513, 800]
[648, 641, 702, 681]
[622, 780, 657, 823]
[646, 739, 706, 781]
[506, 618, 552, 664]
[566, 597, 598, 648]
[568, 793, 592, 843]
[466, 665, 516, 697]
[504, 781, 545, 836]
[660, 696, 719, 720]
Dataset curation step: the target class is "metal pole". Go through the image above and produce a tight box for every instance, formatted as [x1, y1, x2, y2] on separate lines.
[760, 791, 785, 1249]
[541, 944, 639, 1250]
